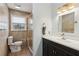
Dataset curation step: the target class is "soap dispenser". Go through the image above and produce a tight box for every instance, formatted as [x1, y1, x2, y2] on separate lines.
[42, 23, 46, 35]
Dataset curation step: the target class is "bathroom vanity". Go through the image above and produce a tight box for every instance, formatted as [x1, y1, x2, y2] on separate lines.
[39, 3, 79, 56]
[43, 35, 79, 56]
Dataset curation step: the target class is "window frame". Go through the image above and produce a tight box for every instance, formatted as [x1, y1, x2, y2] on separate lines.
[11, 15, 27, 31]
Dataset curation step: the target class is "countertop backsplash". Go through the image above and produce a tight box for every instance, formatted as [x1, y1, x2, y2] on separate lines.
[64, 33, 79, 41]
[51, 32, 79, 41]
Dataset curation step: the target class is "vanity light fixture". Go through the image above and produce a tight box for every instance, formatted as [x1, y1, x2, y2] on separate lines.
[57, 3, 75, 14]
[62, 9, 66, 12]
[57, 11, 61, 13]
[69, 5, 75, 9]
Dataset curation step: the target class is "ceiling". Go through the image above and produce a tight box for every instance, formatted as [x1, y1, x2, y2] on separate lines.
[7, 3, 32, 13]
[7, 3, 79, 16]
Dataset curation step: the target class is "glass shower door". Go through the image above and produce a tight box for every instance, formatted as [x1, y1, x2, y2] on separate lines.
[27, 17, 33, 53]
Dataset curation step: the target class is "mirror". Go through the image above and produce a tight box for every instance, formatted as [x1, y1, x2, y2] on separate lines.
[59, 12, 74, 33]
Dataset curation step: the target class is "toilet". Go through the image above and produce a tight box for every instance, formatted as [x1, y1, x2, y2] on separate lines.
[8, 36, 23, 52]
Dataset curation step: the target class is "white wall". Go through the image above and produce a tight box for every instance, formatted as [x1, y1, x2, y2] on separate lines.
[50, 3, 64, 33]
[33, 3, 52, 56]
[0, 4, 9, 56]
[74, 7, 79, 33]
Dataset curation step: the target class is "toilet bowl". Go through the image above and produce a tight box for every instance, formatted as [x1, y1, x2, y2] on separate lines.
[8, 36, 23, 52]
[10, 41, 22, 52]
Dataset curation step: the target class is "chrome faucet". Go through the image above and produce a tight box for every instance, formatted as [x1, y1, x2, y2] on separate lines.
[60, 32, 65, 40]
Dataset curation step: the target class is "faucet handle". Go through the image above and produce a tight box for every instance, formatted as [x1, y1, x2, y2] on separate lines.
[61, 32, 64, 36]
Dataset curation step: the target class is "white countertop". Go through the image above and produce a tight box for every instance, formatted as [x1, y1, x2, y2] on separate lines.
[43, 35, 79, 51]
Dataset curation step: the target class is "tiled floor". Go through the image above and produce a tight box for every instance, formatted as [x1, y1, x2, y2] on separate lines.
[8, 48, 32, 56]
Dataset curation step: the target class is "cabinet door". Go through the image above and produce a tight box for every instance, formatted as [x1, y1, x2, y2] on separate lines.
[47, 43, 55, 56]
[54, 47, 68, 56]
[47, 43, 67, 56]
[43, 38, 56, 56]
[45, 39, 70, 56]
[43, 38, 67, 56]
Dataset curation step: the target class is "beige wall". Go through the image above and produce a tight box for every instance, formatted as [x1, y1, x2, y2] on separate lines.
[0, 4, 9, 56]
[10, 31, 27, 41]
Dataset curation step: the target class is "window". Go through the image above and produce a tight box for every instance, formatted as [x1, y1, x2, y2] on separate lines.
[0, 16, 8, 31]
[0, 23, 8, 31]
[11, 15, 26, 31]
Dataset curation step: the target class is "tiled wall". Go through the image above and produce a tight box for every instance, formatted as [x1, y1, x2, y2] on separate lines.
[0, 4, 9, 56]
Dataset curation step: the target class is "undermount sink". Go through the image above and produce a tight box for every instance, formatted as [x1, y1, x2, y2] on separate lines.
[51, 36, 64, 39]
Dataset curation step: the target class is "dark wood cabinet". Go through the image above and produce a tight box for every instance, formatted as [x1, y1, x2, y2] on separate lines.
[43, 38, 79, 56]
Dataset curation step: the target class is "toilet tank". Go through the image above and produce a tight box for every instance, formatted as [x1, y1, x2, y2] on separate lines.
[8, 36, 13, 45]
